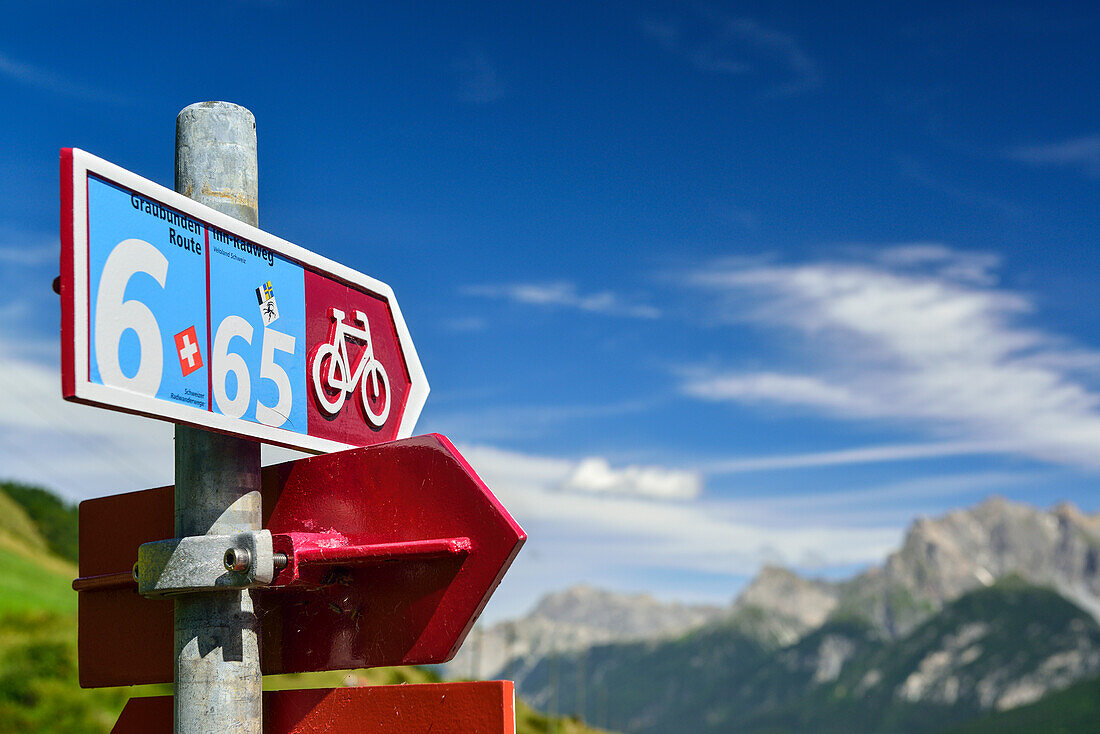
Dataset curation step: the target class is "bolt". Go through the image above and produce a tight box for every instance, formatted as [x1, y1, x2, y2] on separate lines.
[224, 547, 252, 573]
[273, 552, 289, 571]
[132, 562, 140, 582]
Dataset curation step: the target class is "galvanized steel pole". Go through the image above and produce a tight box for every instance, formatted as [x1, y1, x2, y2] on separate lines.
[174, 101, 262, 734]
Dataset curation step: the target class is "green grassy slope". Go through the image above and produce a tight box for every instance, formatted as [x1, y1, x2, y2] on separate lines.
[0, 481, 79, 563]
[0, 485, 78, 615]
[0, 610, 130, 734]
[0, 544, 78, 616]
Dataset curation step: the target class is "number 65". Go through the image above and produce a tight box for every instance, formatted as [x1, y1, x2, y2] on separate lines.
[95, 238, 295, 427]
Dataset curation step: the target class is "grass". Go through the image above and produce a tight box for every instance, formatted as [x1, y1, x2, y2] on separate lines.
[0, 610, 129, 734]
[0, 482, 79, 563]
[0, 541, 78, 616]
[516, 700, 614, 734]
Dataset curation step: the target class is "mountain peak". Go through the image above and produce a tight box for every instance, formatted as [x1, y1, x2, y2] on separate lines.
[840, 495, 1100, 637]
[734, 564, 840, 630]
[527, 584, 724, 633]
[446, 584, 725, 681]
[724, 496, 1100, 643]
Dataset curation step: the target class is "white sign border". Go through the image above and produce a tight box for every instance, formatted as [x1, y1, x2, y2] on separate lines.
[61, 147, 429, 454]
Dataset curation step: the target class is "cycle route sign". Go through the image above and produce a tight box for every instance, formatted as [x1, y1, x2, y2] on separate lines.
[60, 148, 429, 452]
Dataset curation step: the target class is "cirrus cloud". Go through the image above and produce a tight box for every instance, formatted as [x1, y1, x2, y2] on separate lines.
[684, 246, 1100, 471]
[1008, 136, 1100, 177]
[463, 281, 660, 319]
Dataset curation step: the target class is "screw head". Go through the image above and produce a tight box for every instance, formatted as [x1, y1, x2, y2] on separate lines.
[224, 547, 252, 573]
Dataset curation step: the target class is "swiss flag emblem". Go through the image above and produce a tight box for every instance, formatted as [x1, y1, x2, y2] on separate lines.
[174, 326, 203, 377]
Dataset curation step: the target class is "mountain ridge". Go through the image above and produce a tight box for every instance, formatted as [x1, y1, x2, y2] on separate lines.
[460, 496, 1100, 684]
[448, 583, 724, 681]
[453, 495, 1100, 733]
[520, 579, 1100, 733]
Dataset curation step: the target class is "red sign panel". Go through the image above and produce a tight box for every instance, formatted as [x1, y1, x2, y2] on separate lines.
[111, 682, 516, 734]
[303, 270, 411, 446]
[75, 434, 525, 688]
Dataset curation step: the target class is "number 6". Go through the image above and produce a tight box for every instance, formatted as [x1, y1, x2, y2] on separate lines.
[213, 316, 253, 419]
[94, 239, 167, 395]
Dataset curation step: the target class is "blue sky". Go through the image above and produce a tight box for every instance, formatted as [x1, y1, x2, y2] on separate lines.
[1, 2, 1098, 620]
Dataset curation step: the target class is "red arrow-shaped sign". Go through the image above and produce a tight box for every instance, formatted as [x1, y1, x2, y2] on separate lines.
[75, 434, 525, 687]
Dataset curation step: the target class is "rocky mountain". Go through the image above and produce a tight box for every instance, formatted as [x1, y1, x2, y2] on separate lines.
[453, 497, 1100, 732]
[943, 669, 1100, 733]
[719, 496, 1100, 644]
[726, 565, 842, 645]
[458, 497, 1100, 685]
[520, 579, 1100, 733]
[445, 585, 725, 682]
[836, 496, 1100, 638]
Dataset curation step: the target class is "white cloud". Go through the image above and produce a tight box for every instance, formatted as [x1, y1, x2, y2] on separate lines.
[703, 440, 1012, 474]
[453, 443, 1042, 618]
[638, 18, 686, 54]
[424, 399, 655, 443]
[0, 245, 57, 266]
[0, 50, 129, 105]
[897, 156, 1024, 217]
[460, 443, 901, 577]
[0, 327, 942, 620]
[639, 12, 820, 95]
[686, 246, 1100, 470]
[1009, 136, 1100, 177]
[0, 339, 176, 499]
[717, 16, 820, 96]
[563, 457, 702, 500]
[718, 470, 1041, 523]
[872, 243, 1001, 285]
[442, 316, 488, 332]
[463, 281, 660, 319]
[683, 372, 867, 413]
[0, 227, 61, 267]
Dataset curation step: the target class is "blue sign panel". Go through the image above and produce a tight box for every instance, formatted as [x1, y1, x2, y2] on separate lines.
[87, 176, 210, 411]
[208, 227, 306, 432]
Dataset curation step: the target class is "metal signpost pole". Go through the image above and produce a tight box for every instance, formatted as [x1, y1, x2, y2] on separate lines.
[173, 102, 262, 734]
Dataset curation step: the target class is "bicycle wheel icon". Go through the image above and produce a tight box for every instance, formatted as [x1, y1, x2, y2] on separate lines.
[360, 358, 390, 428]
[310, 342, 347, 415]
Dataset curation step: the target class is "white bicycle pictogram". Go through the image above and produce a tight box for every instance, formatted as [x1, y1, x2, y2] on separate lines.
[310, 307, 390, 427]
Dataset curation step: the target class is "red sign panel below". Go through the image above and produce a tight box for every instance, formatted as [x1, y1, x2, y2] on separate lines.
[111, 682, 516, 734]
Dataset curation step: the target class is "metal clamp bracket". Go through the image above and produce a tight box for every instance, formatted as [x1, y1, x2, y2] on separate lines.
[73, 531, 471, 596]
[135, 530, 275, 597]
